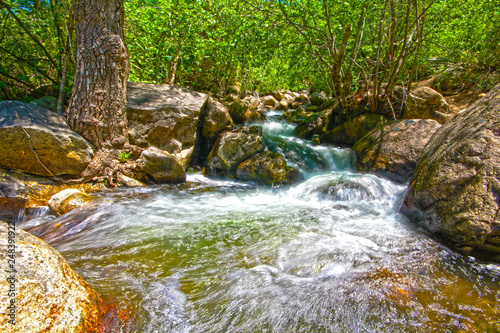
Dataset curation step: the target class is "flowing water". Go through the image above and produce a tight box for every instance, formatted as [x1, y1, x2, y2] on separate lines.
[21, 113, 499, 332]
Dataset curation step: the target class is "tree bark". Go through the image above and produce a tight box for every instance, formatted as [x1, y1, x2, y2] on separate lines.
[66, 0, 129, 150]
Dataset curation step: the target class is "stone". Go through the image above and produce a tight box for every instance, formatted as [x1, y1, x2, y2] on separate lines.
[202, 98, 233, 142]
[48, 188, 94, 216]
[0, 101, 94, 177]
[235, 151, 299, 185]
[126, 82, 208, 159]
[309, 91, 328, 106]
[293, 108, 332, 140]
[117, 172, 145, 187]
[275, 100, 289, 111]
[269, 91, 283, 101]
[402, 86, 452, 123]
[261, 95, 278, 107]
[0, 222, 104, 332]
[353, 119, 441, 183]
[30, 96, 58, 113]
[137, 146, 186, 184]
[320, 114, 387, 146]
[222, 94, 249, 124]
[401, 84, 500, 257]
[204, 127, 266, 176]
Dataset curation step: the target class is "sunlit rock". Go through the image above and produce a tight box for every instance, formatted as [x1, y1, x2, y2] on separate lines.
[236, 151, 299, 185]
[48, 188, 93, 216]
[0, 101, 94, 177]
[137, 146, 186, 184]
[402, 84, 500, 258]
[204, 127, 265, 177]
[0, 222, 103, 332]
[353, 119, 441, 183]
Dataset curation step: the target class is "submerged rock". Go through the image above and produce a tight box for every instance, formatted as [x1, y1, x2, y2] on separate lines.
[235, 151, 299, 185]
[402, 87, 452, 123]
[126, 82, 208, 160]
[0, 222, 104, 332]
[320, 114, 387, 146]
[137, 147, 186, 184]
[402, 84, 500, 258]
[204, 127, 265, 176]
[48, 188, 94, 216]
[353, 119, 441, 183]
[0, 101, 94, 177]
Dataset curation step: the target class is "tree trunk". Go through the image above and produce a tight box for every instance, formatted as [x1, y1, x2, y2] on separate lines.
[66, 0, 129, 150]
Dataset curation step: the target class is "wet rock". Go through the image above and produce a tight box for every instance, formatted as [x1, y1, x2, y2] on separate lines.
[117, 172, 146, 187]
[320, 114, 387, 146]
[261, 95, 278, 107]
[48, 188, 94, 216]
[353, 119, 441, 183]
[137, 146, 186, 184]
[0, 101, 94, 177]
[0, 222, 104, 332]
[317, 180, 378, 201]
[202, 98, 233, 142]
[402, 87, 452, 123]
[236, 151, 299, 185]
[126, 82, 208, 160]
[204, 127, 265, 176]
[401, 84, 500, 256]
[293, 108, 332, 140]
[269, 91, 284, 101]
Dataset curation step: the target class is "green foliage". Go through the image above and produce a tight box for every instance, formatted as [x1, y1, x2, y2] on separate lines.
[118, 151, 130, 163]
[0, 0, 498, 102]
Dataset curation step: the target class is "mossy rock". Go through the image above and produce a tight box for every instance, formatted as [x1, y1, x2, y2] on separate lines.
[235, 151, 299, 185]
[320, 114, 387, 146]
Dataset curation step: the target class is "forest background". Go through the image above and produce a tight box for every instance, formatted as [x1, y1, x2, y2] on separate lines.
[0, 0, 498, 107]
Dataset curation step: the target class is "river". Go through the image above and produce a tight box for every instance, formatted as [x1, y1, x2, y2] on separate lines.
[21, 112, 499, 332]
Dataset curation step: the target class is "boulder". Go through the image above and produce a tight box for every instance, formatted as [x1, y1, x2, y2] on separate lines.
[320, 114, 387, 146]
[275, 100, 289, 111]
[235, 151, 299, 185]
[242, 95, 260, 111]
[117, 172, 145, 187]
[293, 108, 332, 140]
[0, 101, 94, 177]
[402, 87, 452, 123]
[48, 189, 94, 216]
[401, 85, 500, 257]
[0, 222, 103, 332]
[222, 94, 249, 124]
[137, 147, 186, 183]
[204, 127, 265, 176]
[269, 91, 284, 101]
[202, 98, 233, 142]
[309, 91, 328, 106]
[126, 82, 208, 159]
[261, 95, 278, 107]
[353, 119, 441, 183]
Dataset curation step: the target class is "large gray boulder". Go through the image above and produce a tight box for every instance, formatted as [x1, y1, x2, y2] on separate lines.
[402, 84, 500, 258]
[204, 127, 265, 176]
[137, 146, 186, 184]
[0, 101, 94, 177]
[353, 119, 441, 183]
[126, 82, 208, 166]
[0, 222, 103, 332]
